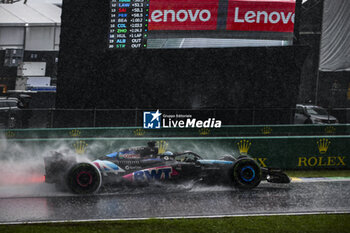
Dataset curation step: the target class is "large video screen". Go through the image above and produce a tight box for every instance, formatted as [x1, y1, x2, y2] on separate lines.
[108, 0, 296, 49]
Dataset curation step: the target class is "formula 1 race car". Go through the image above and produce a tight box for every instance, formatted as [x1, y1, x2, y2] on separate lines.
[44, 142, 290, 194]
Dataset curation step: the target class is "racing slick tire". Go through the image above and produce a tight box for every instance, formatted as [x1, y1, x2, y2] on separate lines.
[232, 158, 261, 189]
[66, 163, 102, 194]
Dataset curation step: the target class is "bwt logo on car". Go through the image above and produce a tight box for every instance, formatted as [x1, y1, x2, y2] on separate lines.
[134, 167, 172, 181]
[122, 166, 178, 182]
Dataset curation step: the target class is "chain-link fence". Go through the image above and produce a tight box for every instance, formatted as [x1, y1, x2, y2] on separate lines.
[1, 107, 349, 129]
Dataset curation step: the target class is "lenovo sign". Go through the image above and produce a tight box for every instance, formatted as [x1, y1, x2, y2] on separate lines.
[148, 0, 295, 32]
[148, 0, 219, 30]
[226, 0, 295, 32]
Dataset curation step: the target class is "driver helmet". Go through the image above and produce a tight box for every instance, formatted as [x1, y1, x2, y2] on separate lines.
[163, 151, 173, 156]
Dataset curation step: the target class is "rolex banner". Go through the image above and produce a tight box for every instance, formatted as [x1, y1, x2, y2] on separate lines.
[319, 0, 350, 71]
[232, 137, 349, 169]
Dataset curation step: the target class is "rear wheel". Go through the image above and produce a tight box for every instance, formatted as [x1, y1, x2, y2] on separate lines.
[232, 158, 261, 189]
[66, 163, 102, 194]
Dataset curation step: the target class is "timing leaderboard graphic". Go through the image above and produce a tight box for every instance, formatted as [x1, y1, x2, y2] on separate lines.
[108, 0, 296, 49]
[109, 0, 149, 49]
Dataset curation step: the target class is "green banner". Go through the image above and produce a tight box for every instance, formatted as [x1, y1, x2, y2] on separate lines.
[1, 136, 349, 170]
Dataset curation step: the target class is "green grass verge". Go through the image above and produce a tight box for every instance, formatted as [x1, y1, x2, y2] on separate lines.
[1, 214, 350, 233]
[286, 169, 350, 178]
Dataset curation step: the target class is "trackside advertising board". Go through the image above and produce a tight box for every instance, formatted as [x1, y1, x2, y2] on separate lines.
[226, 0, 295, 32]
[148, 0, 219, 30]
[108, 0, 296, 49]
[1, 136, 349, 170]
[148, 0, 295, 32]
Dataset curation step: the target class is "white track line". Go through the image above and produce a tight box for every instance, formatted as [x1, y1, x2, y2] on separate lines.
[291, 177, 350, 182]
[1, 211, 350, 225]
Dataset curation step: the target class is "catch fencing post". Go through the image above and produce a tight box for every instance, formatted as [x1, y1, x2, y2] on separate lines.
[50, 108, 54, 128]
[252, 107, 256, 125]
[93, 109, 96, 127]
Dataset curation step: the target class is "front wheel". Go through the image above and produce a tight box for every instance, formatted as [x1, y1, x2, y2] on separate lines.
[232, 158, 261, 189]
[66, 163, 102, 194]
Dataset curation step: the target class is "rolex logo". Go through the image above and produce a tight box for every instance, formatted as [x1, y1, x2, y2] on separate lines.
[237, 139, 251, 155]
[157, 140, 168, 154]
[69, 129, 81, 137]
[133, 128, 145, 136]
[317, 138, 330, 154]
[73, 140, 88, 154]
[5, 131, 15, 138]
[199, 128, 210, 136]
[325, 126, 336, 134]
[261, 126, 272, 135]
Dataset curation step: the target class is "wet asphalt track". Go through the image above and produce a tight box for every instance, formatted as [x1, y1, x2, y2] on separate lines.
[0, 180, 349, 223]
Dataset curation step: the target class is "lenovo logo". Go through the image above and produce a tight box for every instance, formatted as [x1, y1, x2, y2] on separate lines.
[226, 0, 295, 32]
[148, 0, 218, 30]
[150, 9, 212, 23]
[233, 7, 294, 25]
[148, 0, 295, 32]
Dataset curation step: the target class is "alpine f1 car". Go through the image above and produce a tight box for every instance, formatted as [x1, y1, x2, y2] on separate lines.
[44, 142, 290, 194]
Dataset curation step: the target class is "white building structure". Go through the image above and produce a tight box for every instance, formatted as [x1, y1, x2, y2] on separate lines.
[0, 0, 61, 90]
[0, 0, 61, 51]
